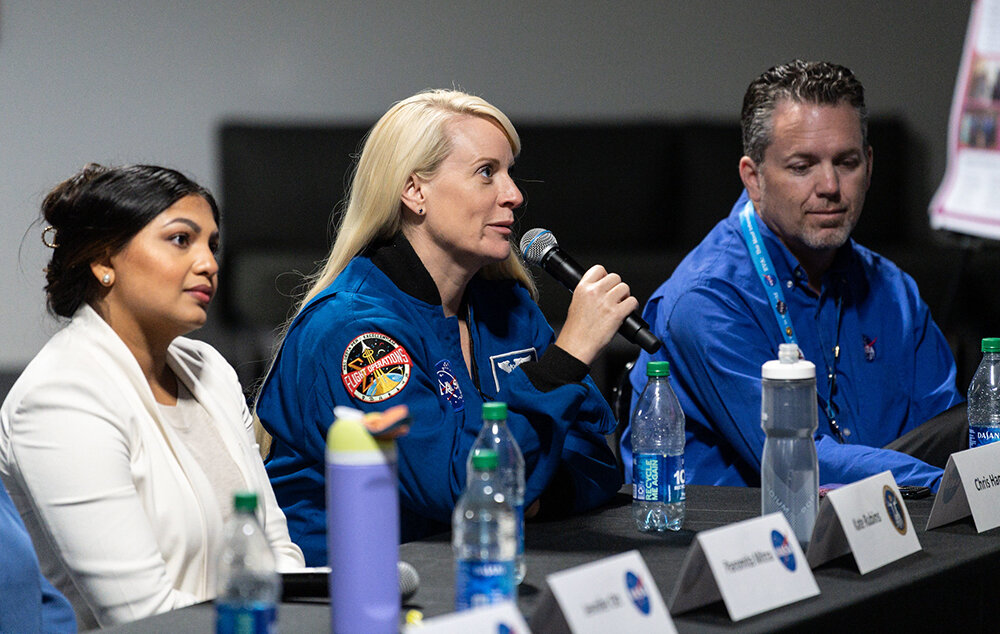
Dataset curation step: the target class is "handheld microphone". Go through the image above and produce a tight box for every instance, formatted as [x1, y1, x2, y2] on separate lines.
[398, 560, 420, 604]
[519, 228, 662, 354]
[280, 562, 419, 603]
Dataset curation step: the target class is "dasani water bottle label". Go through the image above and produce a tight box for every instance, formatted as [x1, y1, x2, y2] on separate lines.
[455, 560, 515, 609]
[216, 602, 277, 634]
[970, 425, 1000, 448]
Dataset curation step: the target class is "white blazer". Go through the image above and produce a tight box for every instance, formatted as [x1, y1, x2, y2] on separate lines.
[0, 305, 304, 629]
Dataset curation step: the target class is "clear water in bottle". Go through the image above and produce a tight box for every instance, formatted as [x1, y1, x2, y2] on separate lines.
[760, 343, 819, 546]
[454, 449, 516, 610]
[215, 491, 281, 634]
[631, 361, 686, 532]
[968, 337, 1000, 448]
[468, 402, 526, 583]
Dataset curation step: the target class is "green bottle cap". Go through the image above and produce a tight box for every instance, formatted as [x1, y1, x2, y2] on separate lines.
[233, 491, 258, 513]
[646, 361, 670, 377]
[471, 449, 498, 470]
[983, 338, 1000, 353]
[482, 402, 508, 421]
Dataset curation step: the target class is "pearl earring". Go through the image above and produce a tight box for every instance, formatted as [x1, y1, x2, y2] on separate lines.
[102, 273, 112, 285]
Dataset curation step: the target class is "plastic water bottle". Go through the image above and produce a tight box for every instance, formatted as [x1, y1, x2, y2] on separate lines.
[761, 343, 819, 546]
[327, 414, 398, 633]
[468, 402, 525, 583]
[969, 337, 1000, 448]
[216, 491, 281, 634]
[453, 449, 516, 611]
[631, 361, 686, 532]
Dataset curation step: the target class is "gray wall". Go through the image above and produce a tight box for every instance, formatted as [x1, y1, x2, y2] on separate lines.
[0, 0, 972, 369]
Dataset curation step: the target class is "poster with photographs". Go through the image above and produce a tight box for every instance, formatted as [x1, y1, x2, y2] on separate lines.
[931, 0, 1000, 240]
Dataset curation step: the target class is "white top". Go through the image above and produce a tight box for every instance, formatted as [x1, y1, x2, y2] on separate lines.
[157, 382, 245, 525]
[0, 305, 304, 629]
[762, 343, 816, 380]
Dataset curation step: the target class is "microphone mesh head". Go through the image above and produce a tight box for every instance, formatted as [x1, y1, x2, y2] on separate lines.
[519, 228, 558, 266]
[398, 560, 420, 603]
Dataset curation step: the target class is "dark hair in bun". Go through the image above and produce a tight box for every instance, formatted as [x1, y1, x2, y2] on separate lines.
[42, 164, 219, 317]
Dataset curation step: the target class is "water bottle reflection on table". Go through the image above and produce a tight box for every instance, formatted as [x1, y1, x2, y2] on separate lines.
[631, 361, 686, 532]
[760, 343, 818, 546]
[215, 491, 281, 634]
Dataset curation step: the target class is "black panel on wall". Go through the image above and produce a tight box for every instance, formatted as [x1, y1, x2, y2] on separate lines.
[216, 118, 910, 333]
[217, 123, 368, 328]
[511, 124, 676, 251]
[850, 119, 911, 249]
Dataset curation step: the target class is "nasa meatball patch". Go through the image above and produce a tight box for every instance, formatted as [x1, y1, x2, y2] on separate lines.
[435, 359, 465, 412]
[341, 332, 413, 403]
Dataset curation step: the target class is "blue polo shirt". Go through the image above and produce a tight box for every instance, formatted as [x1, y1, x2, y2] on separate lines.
[623, 191, 962, 489]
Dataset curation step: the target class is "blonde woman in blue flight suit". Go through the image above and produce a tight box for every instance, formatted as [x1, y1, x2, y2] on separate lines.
[256, 89, 634, 564]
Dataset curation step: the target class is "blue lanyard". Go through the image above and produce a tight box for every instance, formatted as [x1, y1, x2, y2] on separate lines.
[739, 200, 845, 443]
[738, 200, 797, 344]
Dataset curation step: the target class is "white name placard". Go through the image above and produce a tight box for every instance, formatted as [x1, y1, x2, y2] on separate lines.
[408, 602, 530, 634]
[530, 550, 675, 634]
[806, 471, 921, 574]
[927, 441, 1000, 532]
[669, 513, 818, 621]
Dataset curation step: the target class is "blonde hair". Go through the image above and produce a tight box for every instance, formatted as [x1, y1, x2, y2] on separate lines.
[296, 89, 536, 315]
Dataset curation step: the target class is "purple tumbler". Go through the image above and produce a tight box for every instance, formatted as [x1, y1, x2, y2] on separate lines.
[326, 415, 399, 633]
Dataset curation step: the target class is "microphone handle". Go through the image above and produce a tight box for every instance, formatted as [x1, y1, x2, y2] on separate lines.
[542, 247, 587, 290]
[541, 249, 662, 354]
[621, 313, 662, 354]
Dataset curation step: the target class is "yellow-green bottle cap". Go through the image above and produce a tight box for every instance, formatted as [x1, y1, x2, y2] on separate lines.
[326, 416, 380, 452]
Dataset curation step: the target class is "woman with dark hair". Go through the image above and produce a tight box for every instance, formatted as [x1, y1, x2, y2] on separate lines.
[0, 164, 303, 629]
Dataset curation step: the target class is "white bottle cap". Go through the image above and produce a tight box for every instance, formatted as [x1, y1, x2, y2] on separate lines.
[762, 343, 815, 380]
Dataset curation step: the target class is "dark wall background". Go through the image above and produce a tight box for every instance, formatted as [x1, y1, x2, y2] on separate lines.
[0, 2, 988, 408]
[213, 117, 998, 403]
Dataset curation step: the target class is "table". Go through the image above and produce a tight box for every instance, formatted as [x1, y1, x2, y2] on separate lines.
[101, 486, 1000, 632]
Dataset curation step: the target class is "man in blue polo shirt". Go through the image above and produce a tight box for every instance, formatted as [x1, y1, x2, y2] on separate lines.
[622, 60, 963, 490]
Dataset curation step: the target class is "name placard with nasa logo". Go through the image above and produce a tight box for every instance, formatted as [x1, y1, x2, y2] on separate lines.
[669, 513, 818, 621]
[927, 441, 1000, 532]
[406, 601, 529, 634]
[529, 550, 676, 634]
[806, 471, 921, 574]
